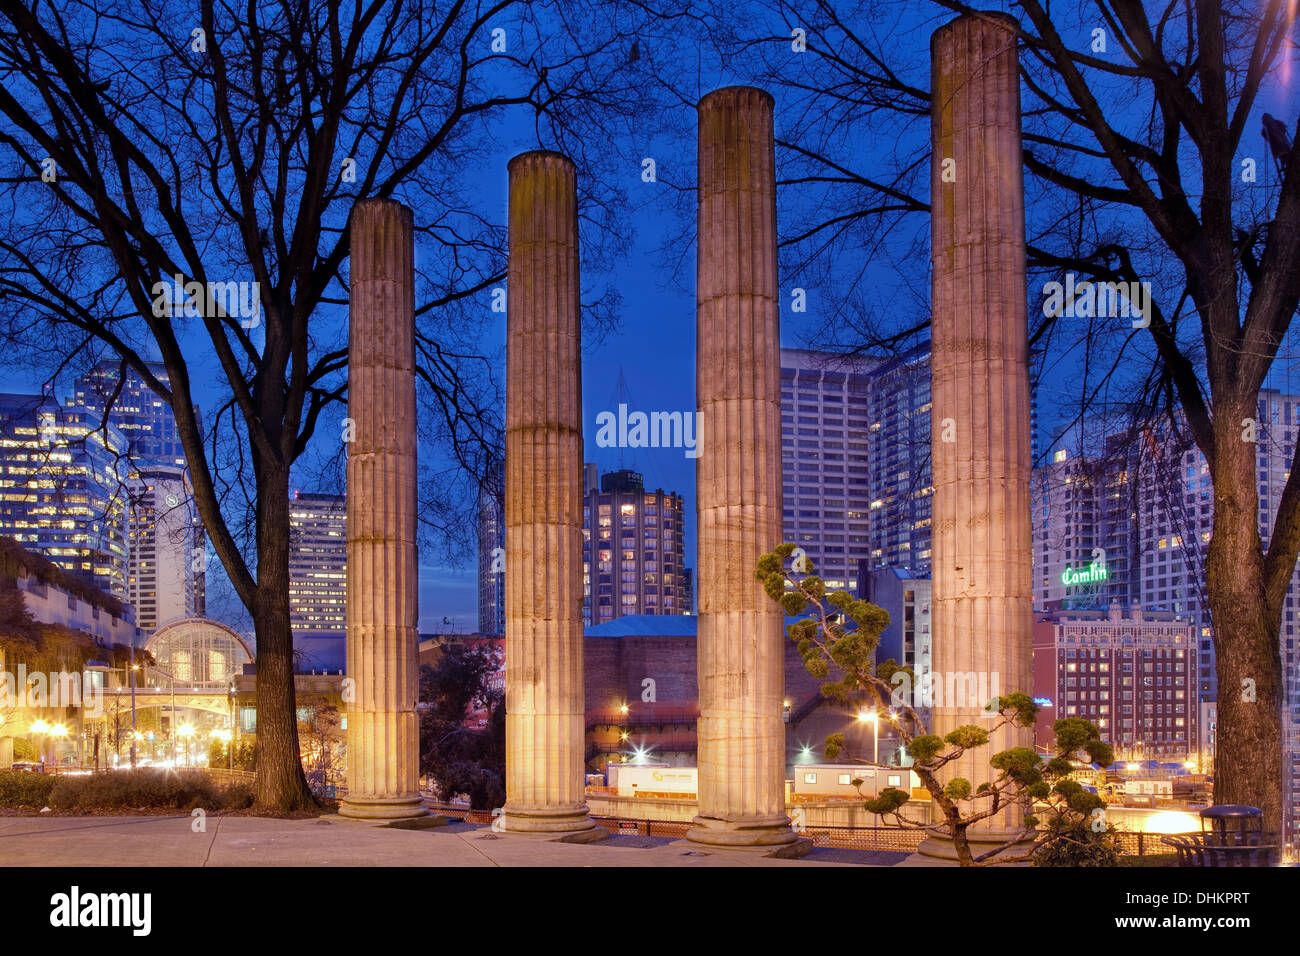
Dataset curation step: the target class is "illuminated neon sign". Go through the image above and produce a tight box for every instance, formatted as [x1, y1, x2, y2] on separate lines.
[1061, 562, 1109, 587]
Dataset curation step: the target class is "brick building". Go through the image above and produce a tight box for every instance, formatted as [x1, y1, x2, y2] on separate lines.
[421, 615, 889, 773]
[1033, 603, 1198, 762]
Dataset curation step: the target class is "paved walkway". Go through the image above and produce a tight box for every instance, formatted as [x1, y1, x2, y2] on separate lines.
[0, 816, 906, 867]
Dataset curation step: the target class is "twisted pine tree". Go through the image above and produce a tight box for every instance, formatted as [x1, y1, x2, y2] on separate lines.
[757, 542, 1118, 866]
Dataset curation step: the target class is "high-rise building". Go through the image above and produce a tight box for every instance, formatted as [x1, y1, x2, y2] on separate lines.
[476, 462, 505, 636]
[288, 492, 346, 667]
[1031, 448, 1134, 611]
[865, 344, 934, 577]
[125, 465, 205, 631]
[780, 349, 878, 590]
[781, 345, 939, 588]
[0, 393, 127, 597]
[1032, 603, 1198, 762]
[74, 361, 191, 469]
[75, 360, 207, 627]
[582, 468, 689, 625]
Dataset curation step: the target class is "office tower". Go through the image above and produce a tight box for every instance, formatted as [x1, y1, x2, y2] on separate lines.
[74, 361, 191, 468]
[1031, 448, 1134, 611]
[1032, 604, 1198, 762]
[781, 345, 940, 590]
[779, 348, 879, 590]
[125, 465, 204, 630]
[76, 360, 207, 623]
[582, 468, 688, 625]
[476, 461, 505, 636]
[865, 344, 934, 577]
[288, 492, 347, 664]
[0, 393, 127, 597]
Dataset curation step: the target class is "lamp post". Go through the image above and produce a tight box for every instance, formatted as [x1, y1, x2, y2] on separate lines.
[123, 484, 145, 770]
[857, 709, 879, 764]
[129, 660, 139, 769]
[49, 723, 68, 768]
[209, 728, 232, 770]
[30, 719, 49, 769]
[177, 723, 194, 767]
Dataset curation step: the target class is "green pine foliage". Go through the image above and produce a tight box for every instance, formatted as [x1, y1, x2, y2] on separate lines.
[757, 544, 1118, 866]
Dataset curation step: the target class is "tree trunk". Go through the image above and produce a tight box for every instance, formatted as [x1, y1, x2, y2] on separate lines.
[1206, 404, 1285, 836]
[252, 464, 316, 813]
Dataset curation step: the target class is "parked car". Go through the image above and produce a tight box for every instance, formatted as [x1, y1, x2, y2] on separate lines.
[7, 762, 44, 774]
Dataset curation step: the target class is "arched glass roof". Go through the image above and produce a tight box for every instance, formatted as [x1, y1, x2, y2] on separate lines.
[144, 618, 253, 685]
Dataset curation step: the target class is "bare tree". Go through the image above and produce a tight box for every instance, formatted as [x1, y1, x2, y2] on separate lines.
[0, 0, 649, 810]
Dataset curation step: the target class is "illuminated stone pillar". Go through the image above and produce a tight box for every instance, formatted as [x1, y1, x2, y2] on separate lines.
[924, 12, 1033, 857]
[688, 87, 801, 853]
[339, 199, 425, 820]
[502, 151, 601, 838]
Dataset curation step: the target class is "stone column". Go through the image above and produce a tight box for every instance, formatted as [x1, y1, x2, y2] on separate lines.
[925, 12, 1033, 855]
[339, 199, 425, 820]
[688, 87, 799, 852]
[502, 151, 599, 838]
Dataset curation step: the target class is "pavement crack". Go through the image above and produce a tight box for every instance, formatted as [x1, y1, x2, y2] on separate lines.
[201, 816, 222, 866]
[459, 828, 503, 866]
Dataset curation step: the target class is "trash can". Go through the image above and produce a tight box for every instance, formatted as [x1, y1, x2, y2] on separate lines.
[1198, 805, 1279, 867]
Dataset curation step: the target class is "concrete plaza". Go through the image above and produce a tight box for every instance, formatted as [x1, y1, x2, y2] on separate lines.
[0, 815, 906, 867]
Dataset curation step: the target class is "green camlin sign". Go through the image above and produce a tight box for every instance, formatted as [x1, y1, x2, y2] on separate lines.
[1061, 562, 1109, 587]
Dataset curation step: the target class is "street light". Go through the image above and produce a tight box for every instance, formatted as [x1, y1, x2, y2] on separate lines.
[49, 723, 68, 767]
[857, 709, 879, 764]
[177, 723, 195, 767]
[129, 662, 139, 768]
[209, 729, 231, 770]
[29, 719, 50, 768]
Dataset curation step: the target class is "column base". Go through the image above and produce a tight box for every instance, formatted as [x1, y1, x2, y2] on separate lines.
[671, 836, 813, 859]
[500, 803, 605, 840]
[337, 793, 429, 821]
[490, 826, 611, 844]
[898, 830, 1037, 866]
[685, 813, 805, 853]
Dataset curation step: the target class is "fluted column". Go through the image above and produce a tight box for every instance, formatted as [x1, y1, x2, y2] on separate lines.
[926, 12, 1033, 850]
[689, 86, 796, 850]
[502, 151, 597, 835]
[339, 198, 425, 820]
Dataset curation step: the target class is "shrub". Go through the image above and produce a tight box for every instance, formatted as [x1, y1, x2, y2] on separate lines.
[0, 769, 59, 807]
[47, 769, 223, 811]
[220, 782, 254, 810]
[1032, 822, 1122, 867]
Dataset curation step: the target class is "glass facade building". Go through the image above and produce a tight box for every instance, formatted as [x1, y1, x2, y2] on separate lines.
[0, 393, 127, 598]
